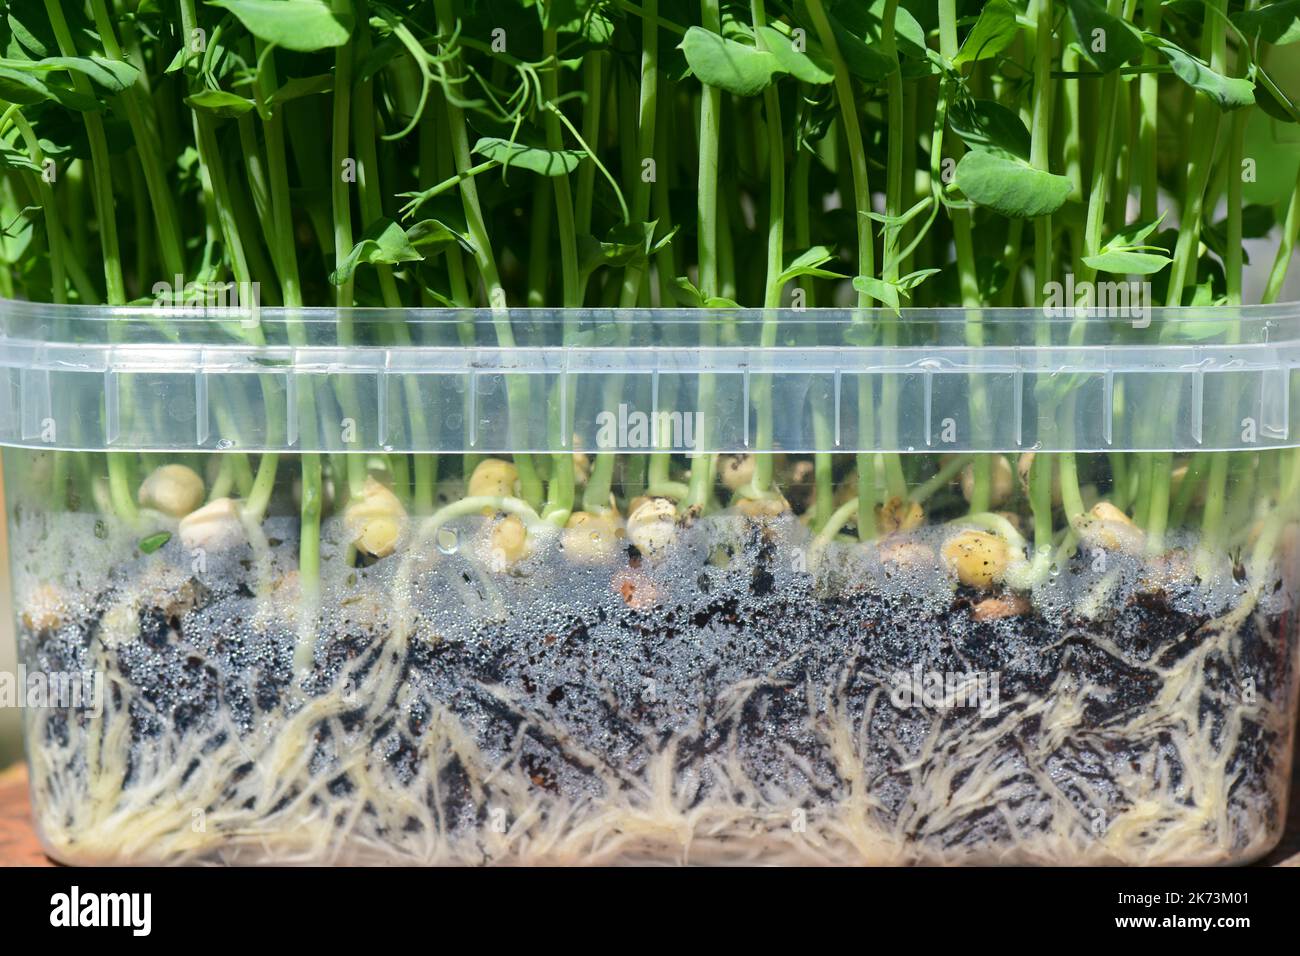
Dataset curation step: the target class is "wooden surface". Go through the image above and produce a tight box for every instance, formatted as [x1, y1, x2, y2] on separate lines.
[0, 764, 50, 867]
[0, 758, 1297, 867]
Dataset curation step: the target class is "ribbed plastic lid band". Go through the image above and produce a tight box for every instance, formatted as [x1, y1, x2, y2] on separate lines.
[2, 301, 1298, 454]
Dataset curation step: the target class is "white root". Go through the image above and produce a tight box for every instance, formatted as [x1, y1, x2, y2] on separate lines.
[16, 508, 1295, 866]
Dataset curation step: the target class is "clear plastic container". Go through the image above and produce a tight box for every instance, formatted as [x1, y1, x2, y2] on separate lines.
[3, 300, 1299, 865]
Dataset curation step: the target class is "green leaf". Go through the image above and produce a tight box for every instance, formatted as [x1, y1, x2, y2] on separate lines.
[1175, 316, 1232, 338]
[896, 268, 941, 290]
[1109, 213, 1167, 246]
[138, 531, 171, 554]
[822, 8, 895, 83]
[578, 221, 659, 275]
[672, 275, 737, 309]
[0, 141, 43, 174]
[755, 25, 832, 84]
[22, 56, 141, 92]
[330, 217, 422, 285]
[185, 89, 256, 117]
[356, 35, 403, 84]
[402, 196, 469, 253]
[404, 219, 465, 254]
[947, 98, 1031, 160]
[776, 245, 844, 285]
[866, 195, 934, 229]
[5, 7, 52, 58]
[843, 324, 876, 347]
[266, 73, 333, 108]
[1233, 1, 1300, 45]
[0, 66, 100, 110]
[163, 46, 188, 74]
[852, 275, 900, 311]
[1251, 62, 1300, 123]
[0, 65, 54, 105]
[830, 0, 933, 74]
[1082, 214, 1175, 275]
[673, 275, 705, 307]
[953, 0, 1019, 67]
[863, 0, 930, 60]
[1203, 204, 1276, 262]
[954, 150, 1073, 218]
[680, 26, 782, 96]
[849, 270, 938, 314]
[1082, 249, 1171, 275]
[1146, 36, 1255, 109]
[207, 0, 354, 53]
[1066, 0, 1144, 72]
[473, 136, 583, 176]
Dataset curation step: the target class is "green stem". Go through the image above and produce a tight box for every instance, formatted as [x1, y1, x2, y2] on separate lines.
[808, 0, 877, 539]
[1, 109, 65, 303]
[684, 0, 723, 513]
[586, 0, 659, 513]
[329, 32, 369, 503]
[542, 23, 579, 524]
[1263, 164, 1300, 305]
[251, 40, 319, 632]
[750, 0, 784, 497]
[434, 0, 543, 509]
[90, 0, 186, 280]
[792, 135, 833, 530]
[939, 0, 990, 514]
[353, 0, 435, 512]
[1200, 0, 1252, 557]
[47, 0, 135, 522]
[1165, 2, 1226, 307]
[878, 0, 907, 502]
[1029, 0, 1055, 553]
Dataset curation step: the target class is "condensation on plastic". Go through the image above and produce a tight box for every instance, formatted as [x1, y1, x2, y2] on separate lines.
[1, 298, 1299, 454]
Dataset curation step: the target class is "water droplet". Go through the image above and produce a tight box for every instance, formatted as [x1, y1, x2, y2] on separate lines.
[435, 527, 459, 555]
[216, 438, 234, 450]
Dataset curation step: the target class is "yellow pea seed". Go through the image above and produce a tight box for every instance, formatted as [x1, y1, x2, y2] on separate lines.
[961, 456, 1014, 508]
[877, 496, 924, 534]
[343, 477, 408, 558]
[720, 454, 756, 492]
[1077, 501, 1144, 555]
[178, 497, 245, 552]
[21, 583, 69, 632]
[468, 458, 519, 499]
[627, 497, 678, 558]
[561, 511, 623, 564]
[488, 514, 529, 566]
[138, 463, 205, 518]
[941, 530, 1010, 589]
[735, 495, 790, 519]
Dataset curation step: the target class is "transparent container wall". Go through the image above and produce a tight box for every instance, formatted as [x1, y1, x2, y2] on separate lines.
[5, 302, 1299, 863]
[4, 302, 1300, 455]
[7, 444, 1298, 865]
